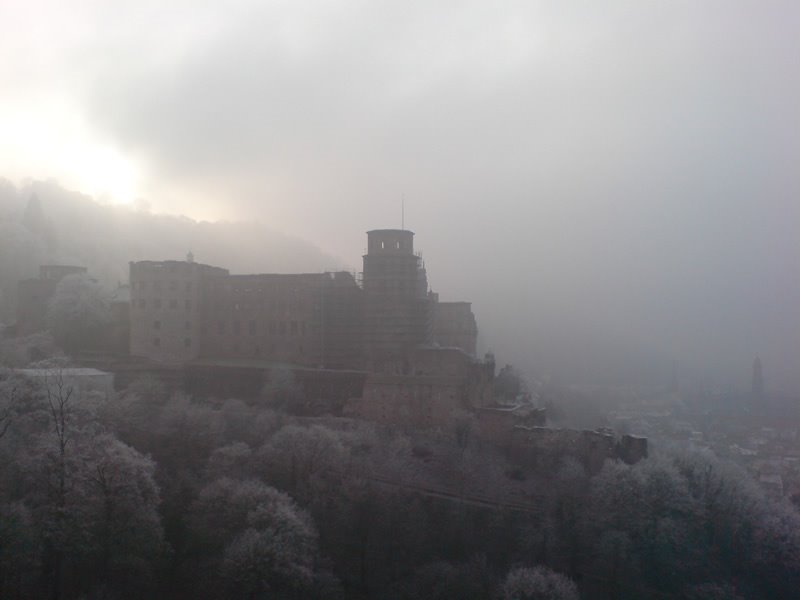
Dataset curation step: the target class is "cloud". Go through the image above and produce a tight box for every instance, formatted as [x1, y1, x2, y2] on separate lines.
[2, 1, 800, 388]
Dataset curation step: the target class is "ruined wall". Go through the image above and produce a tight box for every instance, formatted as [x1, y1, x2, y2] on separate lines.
[432, 301, 478, 356]
[476, 405, 546, 441]
[351, 374, 465, 428]
[506, 427, 648, 473]
[348, 346, 495, 427]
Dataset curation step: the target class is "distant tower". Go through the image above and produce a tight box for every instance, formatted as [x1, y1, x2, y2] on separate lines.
[362, 229, 432, 365]
[752, 356, 764, 399]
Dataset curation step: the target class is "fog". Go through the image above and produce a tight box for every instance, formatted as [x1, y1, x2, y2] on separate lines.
[2, 1, 799, 391]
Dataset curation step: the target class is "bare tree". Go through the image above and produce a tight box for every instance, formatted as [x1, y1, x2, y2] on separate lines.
[0, 373, 18, 440]
[39, 369, 76, 600]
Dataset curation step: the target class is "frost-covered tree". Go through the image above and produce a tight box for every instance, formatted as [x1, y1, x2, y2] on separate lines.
[500, 565, 579, 600]
[4, 369, 165, 599]
[81, 434, 165, 589]
[206, 441, 254, 482]
[261, 367, 306, 414]
[258, 424, 346, 501]
[190, 478, 325, 598]
[584, 455, 699, 593]
[0, 369, 20, 440]
[0, 502, 39, 597]
[0, 332, 62, 367]
[391, 556, 493, 600]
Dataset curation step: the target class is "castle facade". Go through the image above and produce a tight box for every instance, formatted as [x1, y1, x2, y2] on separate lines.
[129, 229, 479, 372]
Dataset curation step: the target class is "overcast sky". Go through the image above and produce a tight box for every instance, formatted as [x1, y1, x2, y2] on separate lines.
[2, 1, 799, 389]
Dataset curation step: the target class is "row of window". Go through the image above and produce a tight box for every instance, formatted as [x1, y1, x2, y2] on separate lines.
[150, 337, 307, 356]
[135, 297, 318, 315]
[137, 298, 193, 310]
[147, 319, 318, 338]
[153, 321, 193, 330]
[214, 320, 308, 336]
[212, 300, 312, 312]
[149, 320, 312, 337]
[152, 337, 192, 348]
[135, 280, 193, 291]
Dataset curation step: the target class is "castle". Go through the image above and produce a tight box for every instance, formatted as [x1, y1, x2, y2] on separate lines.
[14, 227, 647, 466]
[128, 229, 492, 426]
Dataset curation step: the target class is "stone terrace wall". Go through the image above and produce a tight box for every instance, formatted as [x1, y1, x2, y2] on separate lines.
[507, 426, 647, 474]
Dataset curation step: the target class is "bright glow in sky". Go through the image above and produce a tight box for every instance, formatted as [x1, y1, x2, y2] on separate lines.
[0, 99, 142, 204]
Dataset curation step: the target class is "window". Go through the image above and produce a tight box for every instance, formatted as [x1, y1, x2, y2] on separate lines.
[184, 338, 192, 347]
[185, 299, 192, 310]
[185, 321, 191, 330]
[154, 299, 162, 309]
[291, 321, 298, 335]
[234, 321, 241, 335]
[153, 337, 161, 347]
[280, 322, 286, 335]
[154, 320, 161, 330]
[218, 321, 226, 334]
[249, 320, 256, 335]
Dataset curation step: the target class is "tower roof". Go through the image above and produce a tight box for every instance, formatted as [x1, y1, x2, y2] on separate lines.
[366, 229, 414, 235]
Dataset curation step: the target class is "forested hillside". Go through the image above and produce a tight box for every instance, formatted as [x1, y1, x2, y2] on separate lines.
[1, 366, 799, 599]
